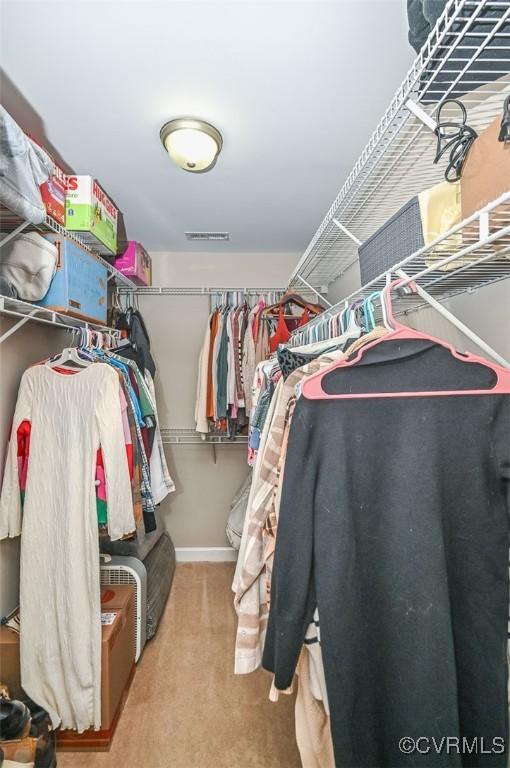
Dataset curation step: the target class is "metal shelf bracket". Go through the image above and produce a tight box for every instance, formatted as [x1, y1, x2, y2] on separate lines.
[395, 268, 510, 369]
[332, 219, 363, 247]
[0, 303, 37, 345]
[0, 221, 30, 249]
[295, 275, 332, 307]
[404, 99, 437, 132]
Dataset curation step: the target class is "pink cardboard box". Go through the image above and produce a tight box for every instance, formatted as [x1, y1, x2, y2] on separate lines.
[114, 241, 152, 286]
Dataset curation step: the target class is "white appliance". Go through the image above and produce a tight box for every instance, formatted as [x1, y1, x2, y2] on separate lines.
[100, 555, 147, 662]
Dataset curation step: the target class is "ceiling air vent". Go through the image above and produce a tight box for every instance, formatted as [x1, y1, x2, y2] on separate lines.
[185, 231, 230, 241]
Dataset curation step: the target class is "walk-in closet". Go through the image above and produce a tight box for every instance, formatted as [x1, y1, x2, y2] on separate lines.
[0, 1, 509, 766]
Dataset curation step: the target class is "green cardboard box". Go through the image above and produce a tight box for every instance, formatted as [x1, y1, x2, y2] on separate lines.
[65, 175, 118, 255]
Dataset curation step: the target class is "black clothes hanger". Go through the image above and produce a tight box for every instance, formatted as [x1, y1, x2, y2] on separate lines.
[433, 99, 478, 183]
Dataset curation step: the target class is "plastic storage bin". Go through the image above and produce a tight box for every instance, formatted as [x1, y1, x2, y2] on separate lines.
[36, 234, 107, 324]
[358, 197, 424, 286]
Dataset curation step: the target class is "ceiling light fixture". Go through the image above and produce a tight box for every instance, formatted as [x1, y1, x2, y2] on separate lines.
[160, 118, 223, 173]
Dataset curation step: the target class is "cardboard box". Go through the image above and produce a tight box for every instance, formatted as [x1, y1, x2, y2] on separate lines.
[58, 585, 136, 751]
[461, 115, 510, 219]
[36, 234, 107, 324]
[65, 175, 118, 255]
[0, 625, 23, 700]
[0, 585, 135, 751]
[114, 241, 152, 286]
[98, 586, 136, 731]
[41, 161, 67, 226]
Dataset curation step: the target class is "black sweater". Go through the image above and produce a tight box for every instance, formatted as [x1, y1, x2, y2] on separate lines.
[263, 340, 510, 768]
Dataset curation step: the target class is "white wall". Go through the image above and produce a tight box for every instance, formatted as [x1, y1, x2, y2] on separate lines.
[148, 250, 299, 288]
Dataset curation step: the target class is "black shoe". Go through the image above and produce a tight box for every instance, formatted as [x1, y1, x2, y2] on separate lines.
[0, 698, 31, 740]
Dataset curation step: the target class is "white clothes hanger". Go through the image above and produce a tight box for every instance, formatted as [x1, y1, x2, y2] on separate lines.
[46, 347, 90, 368]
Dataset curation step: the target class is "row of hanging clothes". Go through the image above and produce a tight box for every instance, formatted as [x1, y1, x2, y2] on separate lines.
[195, 290, 322, 437]
[245, 291, 381, 467]
[0, 317, 174, 733]
[232, 279, 510, 768]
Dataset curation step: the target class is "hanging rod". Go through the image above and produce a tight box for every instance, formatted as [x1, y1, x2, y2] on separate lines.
[159, 428, 248, 445]
[116, 286, 287, 296]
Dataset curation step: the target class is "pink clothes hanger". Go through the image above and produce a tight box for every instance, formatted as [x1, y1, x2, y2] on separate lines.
[302, 278, 510, 400]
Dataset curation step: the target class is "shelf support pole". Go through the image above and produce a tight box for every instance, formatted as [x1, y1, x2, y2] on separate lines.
[295, 275, 332, 307]
[404, 99, 437, 132]
[332, 219, 362, 247]
[0, 221, 30, 249]
[0, 310, 37, 345]
[395, 269, 510, 369]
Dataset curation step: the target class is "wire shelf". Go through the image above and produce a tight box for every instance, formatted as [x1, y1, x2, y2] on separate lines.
[117, 286, 287, 296]
[0, 210, 137, 289]
[0, 294, 121, 344]
[288, 0, 510, 291]
[290, 192, 510, 339]
[159, 428, 248, 445]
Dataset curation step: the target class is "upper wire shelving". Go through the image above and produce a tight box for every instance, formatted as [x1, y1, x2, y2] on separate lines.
[0, 210, 137, 290]
[290, 192, 510, 336]
[0, 209, 133, 342]
[288, 0, 510, 293]
[0, 295, 122, 345]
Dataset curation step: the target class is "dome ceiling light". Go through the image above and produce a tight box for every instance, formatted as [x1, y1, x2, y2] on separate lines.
[160, 118, 223, 173]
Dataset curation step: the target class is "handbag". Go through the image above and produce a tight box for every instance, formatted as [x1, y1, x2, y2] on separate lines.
[0, 232, 58, 301]
[461, 109, 510, 219]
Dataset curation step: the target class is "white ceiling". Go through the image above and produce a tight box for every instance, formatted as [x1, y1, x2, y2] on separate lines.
[0, 1, 414, 254]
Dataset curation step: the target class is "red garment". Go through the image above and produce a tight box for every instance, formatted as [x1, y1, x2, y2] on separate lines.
[17, 420, 31, 496]
[269, 307, 310, 353]
[299, 308, 311, 328]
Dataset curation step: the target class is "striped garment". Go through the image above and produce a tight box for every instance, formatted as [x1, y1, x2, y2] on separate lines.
[145, 371, 175, 500]
[264, 394, 296, 604]
[234, 328, 389, 675]
[233, 352, 345, 673]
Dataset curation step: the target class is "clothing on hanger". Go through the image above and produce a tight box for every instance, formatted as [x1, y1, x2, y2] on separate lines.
[234, 328, 388, 675]
[263, 333, 510, 767]
[269, 306, 310, 352]
[196, 295, 277, 437]
[0, 324, 174, 734]
[114, 306, 156, 378]
[233, 326, 387, 767]
[0, 362, 134, 732]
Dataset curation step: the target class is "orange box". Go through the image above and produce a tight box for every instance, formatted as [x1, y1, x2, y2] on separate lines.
[0, 585, 136, 752]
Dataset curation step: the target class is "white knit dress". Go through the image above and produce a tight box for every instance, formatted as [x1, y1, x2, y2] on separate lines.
[0, 363, 134, 732]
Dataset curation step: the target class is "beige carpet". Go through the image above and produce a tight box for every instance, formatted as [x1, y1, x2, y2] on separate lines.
[58, 562, 301, 768]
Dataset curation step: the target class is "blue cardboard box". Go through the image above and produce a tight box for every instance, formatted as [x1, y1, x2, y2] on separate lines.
[36, 234, 107, 324]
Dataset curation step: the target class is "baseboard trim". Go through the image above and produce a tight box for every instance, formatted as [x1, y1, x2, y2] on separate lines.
[175, 547, 238, 562]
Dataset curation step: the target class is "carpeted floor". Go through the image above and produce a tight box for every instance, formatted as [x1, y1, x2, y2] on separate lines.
[57, 562, 301, 768]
